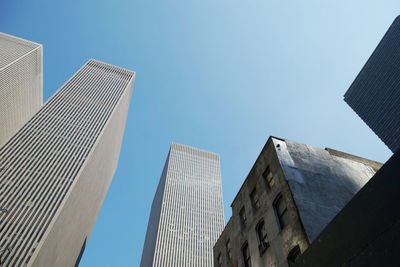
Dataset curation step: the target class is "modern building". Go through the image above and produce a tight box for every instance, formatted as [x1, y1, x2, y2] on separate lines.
[344, 16, 400, 153]
[0, 59, 135, 266]
[141, 143, 225, 267]
[213, 136, 381, 267]
[0, 32, 42, 146]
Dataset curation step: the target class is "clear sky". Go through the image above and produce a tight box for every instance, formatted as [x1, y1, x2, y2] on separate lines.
[1, 1, 399, 266]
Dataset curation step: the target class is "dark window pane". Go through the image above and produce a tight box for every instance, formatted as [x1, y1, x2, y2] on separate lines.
[274, 194, 288, 230]
[287, 245, 301, 267]
[239, 207, 247, 226]
[242, 243, 251, 267]
[226, 239, 232, 260]
[250, 189, 260, 210]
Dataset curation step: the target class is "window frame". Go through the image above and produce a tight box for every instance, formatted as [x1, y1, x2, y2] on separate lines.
[217, 253, 222, 267]
[239, 207, 247, 227]
[273, 193, 288, 230]
[263, 166, 274, 189]
[287, 245, 301, 267]
[242, 242, 252, 267]
[226, 239, 232, 261]
[250, 188, 260, 210]
[255, 219, 269, 254]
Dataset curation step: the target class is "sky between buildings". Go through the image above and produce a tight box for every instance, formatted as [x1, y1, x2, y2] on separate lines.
[1, 1, 399, 266]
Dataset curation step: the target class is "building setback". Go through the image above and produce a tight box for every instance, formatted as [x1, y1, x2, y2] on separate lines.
[344, 16, 400, 153]
[141, 143, 225, 267]
[0, 59, 135, 266]
[214, 137, 381, 267]
[0, 32, 42, 146]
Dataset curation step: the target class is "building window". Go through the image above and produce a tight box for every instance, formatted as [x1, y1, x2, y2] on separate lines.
[273, 193, 289, 230]
[242, 242, 252, 267]
[250, 188, 260, 210]
[226, 239, 232, 261]
[217, 253, 222, 267]
[263, 166, 274, 189]
[239, 207, 247, 227]
[287, 245, 301, 267]
[255, 219, 269, 253]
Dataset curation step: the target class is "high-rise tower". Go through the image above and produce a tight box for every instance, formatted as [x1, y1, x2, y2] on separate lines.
[0, 59, 135, 266]
[344, 16, 400, 153]
[0, 32, 42, 146]
[141, 143, 225, 267]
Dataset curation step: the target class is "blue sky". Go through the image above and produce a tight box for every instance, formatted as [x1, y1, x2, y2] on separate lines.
[1, 1, 399, 266]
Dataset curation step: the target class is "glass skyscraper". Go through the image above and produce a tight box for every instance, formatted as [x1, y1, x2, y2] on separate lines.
[141, 143, 224, 267]
[344, 16, 400, 153]
[0, 59, 135, 266]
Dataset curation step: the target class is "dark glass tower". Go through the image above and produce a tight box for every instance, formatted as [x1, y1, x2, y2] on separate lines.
[344, 16, 400, 153]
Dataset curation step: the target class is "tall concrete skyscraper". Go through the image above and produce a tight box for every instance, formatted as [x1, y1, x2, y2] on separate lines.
[0, 59, 135, 266]
[0, 32, 42, 146]
[141, 143, 225, 267]
[344, 16, 400, 153]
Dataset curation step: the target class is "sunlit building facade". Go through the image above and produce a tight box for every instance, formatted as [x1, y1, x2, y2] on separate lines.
[0, 32, 42, 146]
[141, 143, 225, 267]
[0, 59, 135, 266]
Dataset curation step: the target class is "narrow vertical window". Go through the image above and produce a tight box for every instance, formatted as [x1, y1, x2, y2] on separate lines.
[242, 242, 251, 267]
[226, 239, 232, 261]
[250, 188, 260, 210]
[263, 166, 274, 189]
[273, 194, 289, 230]
[255, 219, 269, 253]
[239, 207, 247, 227]
[217, 253, 222, 267]
[287, 245, 301, 267]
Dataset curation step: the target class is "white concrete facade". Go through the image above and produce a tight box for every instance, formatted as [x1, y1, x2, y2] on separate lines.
[0, 32, 42, 147]
[141, 143, 225, 267]
[0, 59, 135, 266]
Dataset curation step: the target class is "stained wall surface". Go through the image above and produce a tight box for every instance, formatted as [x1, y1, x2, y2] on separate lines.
[214, 137, 381, 267]
[141, 143, 225, 267]
[0, 32, 42, 146]
[0, 59, 135, 267]
[295, 150, 400, 267]
[273, 138, 381, 243]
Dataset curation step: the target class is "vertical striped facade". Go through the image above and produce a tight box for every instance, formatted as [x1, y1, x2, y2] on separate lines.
[344, 16, 400, 153]
[0, 59, 135, 266]
[0, 32, 42, 147]
[141, 143, 225, 267]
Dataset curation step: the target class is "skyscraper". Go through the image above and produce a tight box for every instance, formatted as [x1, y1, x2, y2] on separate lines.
[0, 59, 135, 266]
[344, 16, 400, 153]
[141, 143, 225, 267]
[0, 32, 42, 146]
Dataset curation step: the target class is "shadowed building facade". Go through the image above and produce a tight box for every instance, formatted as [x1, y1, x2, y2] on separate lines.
[344, 16, 400, 153]
[141, 143, 225, 267]
[214, 137, 381, 267]
[0, 60, 135, 266]
[0, 32, 42, 146]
